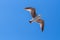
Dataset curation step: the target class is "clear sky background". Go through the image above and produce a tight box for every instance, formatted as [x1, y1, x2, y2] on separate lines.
[0, 0, 60, 40]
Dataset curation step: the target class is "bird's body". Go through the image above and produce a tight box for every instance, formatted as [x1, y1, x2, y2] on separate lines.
[24, 7, 44, 32]
[30, 15, 40, 22]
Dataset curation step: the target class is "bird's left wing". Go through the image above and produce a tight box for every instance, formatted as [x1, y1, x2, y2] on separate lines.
[36, 19, 44, 32]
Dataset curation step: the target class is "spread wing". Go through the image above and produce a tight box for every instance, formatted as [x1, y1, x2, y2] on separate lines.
[31, 9, 37, 18]
[25, 7, 37, 18]
[36, 19, 44, 32]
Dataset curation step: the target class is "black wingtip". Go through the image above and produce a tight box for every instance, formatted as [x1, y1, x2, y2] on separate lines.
[41, 27, 44, 32]
[24, 7, 35, 10]
[42, 30, 43, 32]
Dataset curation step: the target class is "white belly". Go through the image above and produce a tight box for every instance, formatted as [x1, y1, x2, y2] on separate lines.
[31, 16, 40, 22]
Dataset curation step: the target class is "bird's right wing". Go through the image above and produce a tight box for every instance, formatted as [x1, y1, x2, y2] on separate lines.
[24, 7, 37, 18]
[31, 9, 37, 18]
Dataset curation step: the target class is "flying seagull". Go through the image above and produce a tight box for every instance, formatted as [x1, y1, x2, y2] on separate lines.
[24, 7, 44, 32]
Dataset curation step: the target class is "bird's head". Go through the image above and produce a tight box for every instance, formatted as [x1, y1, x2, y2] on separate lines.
[24, 7, 34, 12]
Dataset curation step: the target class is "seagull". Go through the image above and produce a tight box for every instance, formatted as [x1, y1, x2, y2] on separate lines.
[24, 7, 44, 32]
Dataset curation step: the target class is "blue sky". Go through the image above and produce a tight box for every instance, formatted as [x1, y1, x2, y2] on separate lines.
[0, 0, 60, 40]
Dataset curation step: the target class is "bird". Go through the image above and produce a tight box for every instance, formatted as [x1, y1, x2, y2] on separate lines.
[24, 7, 44, 32]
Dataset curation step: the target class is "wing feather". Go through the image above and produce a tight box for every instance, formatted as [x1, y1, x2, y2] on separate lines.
[36, 19, 44, 32]
[31, 9, 37, 18]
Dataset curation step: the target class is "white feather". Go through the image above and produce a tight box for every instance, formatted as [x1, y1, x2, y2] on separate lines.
[26, 9, 31, 12]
